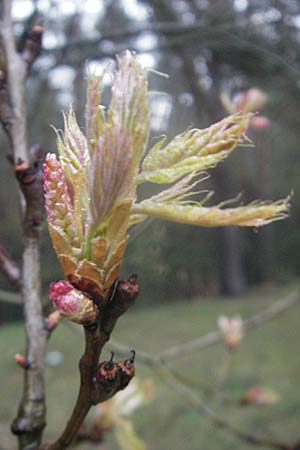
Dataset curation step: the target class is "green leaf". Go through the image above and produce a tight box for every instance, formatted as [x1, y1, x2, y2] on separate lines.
[136, 113, 250, 185]
[131, 197, 289, 228]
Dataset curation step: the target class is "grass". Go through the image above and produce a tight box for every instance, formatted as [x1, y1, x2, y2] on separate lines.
[0, 285, 299, 450]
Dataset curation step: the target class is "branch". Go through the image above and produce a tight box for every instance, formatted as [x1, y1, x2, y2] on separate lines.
[155, 364, 296, 450]
[0, 4, 43, 148]
[157, 291, 299, 362]
[0, 0, 27, 161]
[63, 291, 300, 450]
[44, 275, 139, 450]
[0, 244, 21, 287]
[0, 2, 46, 449]
[101, 291, 300, 367]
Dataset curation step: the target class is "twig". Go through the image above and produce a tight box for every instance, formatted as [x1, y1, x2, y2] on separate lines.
[0, 244, 21, 287]
[157, 291, 299, 362]
[0, 2, 46, 449]
[63, 291, 300, 450]
[0, 0, 27, 160]
[155, 364, 295, 450]
[104, 290, 300, 366]
[106, 291, 299, 364]
[44, 275, 139, 450]
[45, 326, 108, 450]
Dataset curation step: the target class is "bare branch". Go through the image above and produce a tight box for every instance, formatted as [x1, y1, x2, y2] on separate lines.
[0, 2, 47, 448]
[155, 364, 295, 450]
[106, 291, 299, 365]
[157, 291, 299, 362]
[0, 244, 21, 287]
[44, 275, 139, 450]
[107, 291, 300, 450]
[0, 0, 27, 163]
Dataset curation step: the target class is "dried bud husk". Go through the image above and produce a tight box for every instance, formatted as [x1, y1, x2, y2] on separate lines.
[97, 358, 119, 384]
[49, 280, 98, 325]
[118, 350, 135, 390]
[95, 352, 136, 402]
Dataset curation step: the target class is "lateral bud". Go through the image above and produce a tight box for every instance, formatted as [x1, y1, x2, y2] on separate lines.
[44, 310, 61, 332]
[114, 274, 139, 313]
[94, 351, 136, 402]
[96, 352, 119, 385]
[118, 350, 136, 390]
[49, 280, 98, 325]
[15, 354, 30, 369]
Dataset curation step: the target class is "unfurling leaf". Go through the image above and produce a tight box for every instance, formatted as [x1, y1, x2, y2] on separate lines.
[135, 114, 250, 184]
[131, 197, 289, 228]
[44, 51, 150, 296]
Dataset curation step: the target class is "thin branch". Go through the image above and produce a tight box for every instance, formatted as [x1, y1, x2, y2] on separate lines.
[63, 290, 300, 450]
[108, 290, 300, 450]
[0, 0, 27, 161]
[0, 244, 21, 287]
[45, 326, 108, 450]
[157, 291, 299, 362]
[44, 275, 139, 450]
[106, 291, 299, 365]
[0, 2, 46, 449]
[155, 364, 295, 450]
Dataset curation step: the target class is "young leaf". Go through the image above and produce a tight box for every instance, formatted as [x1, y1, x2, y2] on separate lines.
[131, 197, 289, 228]
[135, 114, 250, 184]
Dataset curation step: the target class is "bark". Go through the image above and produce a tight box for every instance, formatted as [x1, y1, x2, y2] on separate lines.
[44, 275, 139, 450]
[0, 2, 46, 448]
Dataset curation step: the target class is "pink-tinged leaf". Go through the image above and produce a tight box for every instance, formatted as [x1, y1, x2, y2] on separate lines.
[86, 74, 106, 142]
[62, 106, 89, 168]
[88, 51, 149, 228]
[108, 51, 150, 169]
[90, 123, 134, 225]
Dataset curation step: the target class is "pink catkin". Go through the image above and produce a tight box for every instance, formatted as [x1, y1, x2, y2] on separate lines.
[43, 153, 75, 230]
